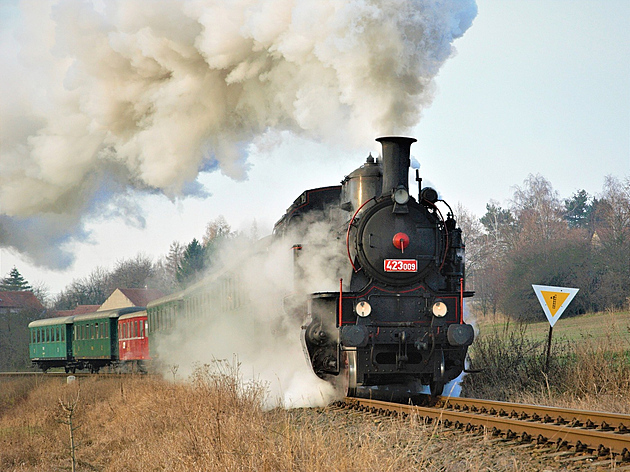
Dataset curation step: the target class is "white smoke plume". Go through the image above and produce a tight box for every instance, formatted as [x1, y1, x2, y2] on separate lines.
[155, 215, 349, 408]
[0, 0, 477, 267]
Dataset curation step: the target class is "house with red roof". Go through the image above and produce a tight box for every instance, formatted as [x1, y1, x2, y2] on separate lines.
[0, 291, 45, 315]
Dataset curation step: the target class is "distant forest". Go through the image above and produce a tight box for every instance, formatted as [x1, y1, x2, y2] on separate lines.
[457, 174, 629, 319]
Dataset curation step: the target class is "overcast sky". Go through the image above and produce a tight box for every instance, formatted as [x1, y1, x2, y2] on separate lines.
[1, 0, 628, 296]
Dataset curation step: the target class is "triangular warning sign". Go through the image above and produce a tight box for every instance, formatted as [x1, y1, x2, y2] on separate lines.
[532, 285, 579, 327]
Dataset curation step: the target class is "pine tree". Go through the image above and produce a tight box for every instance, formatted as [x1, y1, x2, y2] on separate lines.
[176, 239, 206, 287]
[0, 267, 32, 291]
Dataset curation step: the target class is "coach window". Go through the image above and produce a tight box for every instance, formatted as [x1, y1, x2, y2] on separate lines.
[61, 328, 65, 342]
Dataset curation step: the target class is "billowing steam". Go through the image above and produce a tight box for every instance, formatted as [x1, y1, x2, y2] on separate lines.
[0, 0, 476, 267]
[155, 213, 350, 408]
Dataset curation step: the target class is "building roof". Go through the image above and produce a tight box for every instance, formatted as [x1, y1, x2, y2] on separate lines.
[54, 305, 101, 317]
[0, 291, 44, 311]
[116, 288, 165, 307]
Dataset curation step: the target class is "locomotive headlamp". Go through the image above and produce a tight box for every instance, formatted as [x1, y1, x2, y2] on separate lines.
[432, 300, 448, 317]
[356, 300, 372, 317]
[393, 186, 410, 205]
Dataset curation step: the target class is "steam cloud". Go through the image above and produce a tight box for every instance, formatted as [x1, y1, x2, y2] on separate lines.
[0, 0, 477, 267]
[155, 215, 350, 408]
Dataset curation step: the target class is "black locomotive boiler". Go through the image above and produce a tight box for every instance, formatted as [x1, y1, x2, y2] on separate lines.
[275, 137, 474, 398]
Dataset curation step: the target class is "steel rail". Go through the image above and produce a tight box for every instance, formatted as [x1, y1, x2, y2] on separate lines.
[344, 397, 630, 458]
[439, 397, 630, 433]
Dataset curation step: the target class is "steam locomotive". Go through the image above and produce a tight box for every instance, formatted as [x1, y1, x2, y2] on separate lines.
[275, 137, 474, 397]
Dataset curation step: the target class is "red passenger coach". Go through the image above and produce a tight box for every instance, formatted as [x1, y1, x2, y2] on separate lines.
[118, 310, 149, 371]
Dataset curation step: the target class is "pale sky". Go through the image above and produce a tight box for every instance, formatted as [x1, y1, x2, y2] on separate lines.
[1, 0, 628, 296]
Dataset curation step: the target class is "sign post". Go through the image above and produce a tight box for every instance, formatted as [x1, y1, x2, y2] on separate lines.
[532, 284, 579, 371]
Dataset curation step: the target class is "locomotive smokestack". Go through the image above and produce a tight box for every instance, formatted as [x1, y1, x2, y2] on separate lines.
[376, 136, 417, 195]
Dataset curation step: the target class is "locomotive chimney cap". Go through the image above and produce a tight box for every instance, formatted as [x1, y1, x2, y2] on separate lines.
[376, 136, 417, 144]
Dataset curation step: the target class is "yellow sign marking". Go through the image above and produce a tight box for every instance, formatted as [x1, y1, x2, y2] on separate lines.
[540, 291, 571, 317]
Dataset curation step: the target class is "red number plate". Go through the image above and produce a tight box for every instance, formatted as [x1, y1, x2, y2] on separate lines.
[384, 259, 418, 272]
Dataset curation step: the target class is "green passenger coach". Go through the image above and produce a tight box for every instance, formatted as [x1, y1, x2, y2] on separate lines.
[72, 307, 144, 372]
[29, 316, 75, 372]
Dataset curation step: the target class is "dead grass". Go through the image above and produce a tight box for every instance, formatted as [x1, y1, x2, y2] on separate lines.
[463, 311, 630, 413]
[1, 363, 552, 471]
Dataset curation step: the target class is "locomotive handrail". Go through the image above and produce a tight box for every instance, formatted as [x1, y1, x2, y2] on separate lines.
[423, 199, 449, 272]
[345, 197, 376, 272]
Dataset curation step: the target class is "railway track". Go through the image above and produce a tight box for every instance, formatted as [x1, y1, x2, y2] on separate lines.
[338, 396, 630, 468]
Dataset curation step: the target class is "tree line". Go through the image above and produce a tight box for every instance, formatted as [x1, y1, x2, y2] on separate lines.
[52, 216, 252, 310]
[458, 174, 630, 320]
[5, 173, 629, 320]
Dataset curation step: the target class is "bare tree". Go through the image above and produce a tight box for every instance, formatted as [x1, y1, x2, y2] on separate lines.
[58, 385, 81, 472]
[510, 174, 567, 248]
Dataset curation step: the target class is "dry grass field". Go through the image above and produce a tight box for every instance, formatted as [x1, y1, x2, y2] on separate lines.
[474, 308, 630, 345]
[462, 309, 630, 413]
[2, 365, 563, 472]
[2, 310, 629, 471]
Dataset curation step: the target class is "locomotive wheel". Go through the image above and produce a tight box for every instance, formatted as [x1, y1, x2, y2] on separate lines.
[430, 350, 446, 397]
[337, 350, 358, 397]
